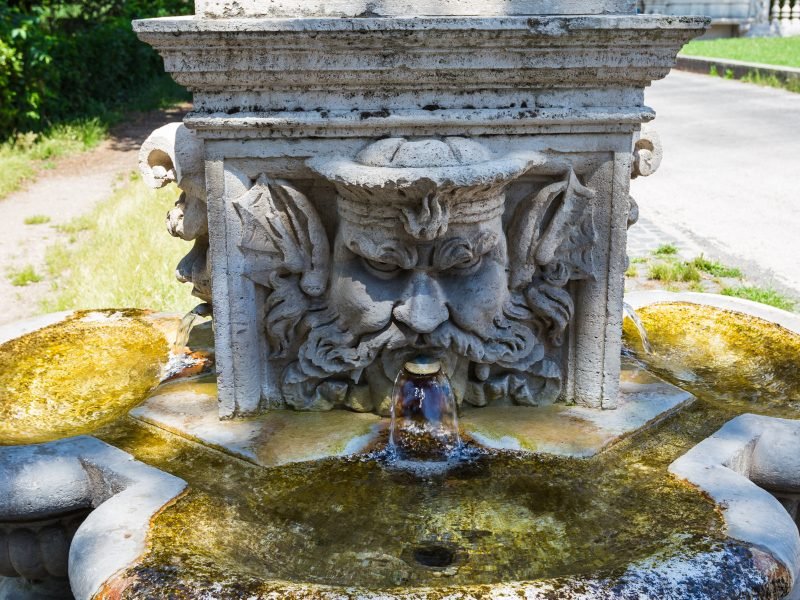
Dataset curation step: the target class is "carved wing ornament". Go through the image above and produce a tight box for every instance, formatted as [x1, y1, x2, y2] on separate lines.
[233, 175, 331, 358]
[508, 168, 598, 346]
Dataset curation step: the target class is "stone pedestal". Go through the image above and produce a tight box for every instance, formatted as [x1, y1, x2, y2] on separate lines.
[135, 4, 707, 418]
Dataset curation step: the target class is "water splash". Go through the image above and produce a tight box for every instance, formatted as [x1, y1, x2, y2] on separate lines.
[623, 302, 654, 354]
[173, 303, 212, 353]
[387, 356, 462, 468]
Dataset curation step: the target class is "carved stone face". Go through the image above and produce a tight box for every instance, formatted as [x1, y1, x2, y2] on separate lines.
[328, 215, 512, 377]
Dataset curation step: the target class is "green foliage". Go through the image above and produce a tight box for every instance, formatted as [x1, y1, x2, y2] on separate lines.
[648, 261, 701, 284]
[8, 265, 43, 286]
[43, 177, 197, 314]
[682, 37, 800, 69]
[741, 71, 800, 95]
[0, 119, 109, 199]
[722, 286, 796, 312]
[653, 244, 679, 257]
[690, 255, 742, 279]
[24, 214, 51, 225]
[0, 1, 192, 139]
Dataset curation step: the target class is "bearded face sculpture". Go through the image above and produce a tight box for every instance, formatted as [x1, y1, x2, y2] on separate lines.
[233, 138, 598, 415]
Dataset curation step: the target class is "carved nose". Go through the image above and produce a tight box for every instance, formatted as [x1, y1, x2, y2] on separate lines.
[393, 272, 449, 334]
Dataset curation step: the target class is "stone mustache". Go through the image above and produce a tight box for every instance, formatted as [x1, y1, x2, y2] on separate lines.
[229, 138, 599, 415]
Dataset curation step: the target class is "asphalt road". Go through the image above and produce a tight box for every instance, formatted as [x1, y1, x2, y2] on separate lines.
[630, 70, 800, 297]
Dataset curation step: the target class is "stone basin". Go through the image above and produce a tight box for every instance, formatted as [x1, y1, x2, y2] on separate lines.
[0, 294, 799, 598]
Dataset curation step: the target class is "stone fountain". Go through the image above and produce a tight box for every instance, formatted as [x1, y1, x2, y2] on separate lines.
[2, 1, 800, 599]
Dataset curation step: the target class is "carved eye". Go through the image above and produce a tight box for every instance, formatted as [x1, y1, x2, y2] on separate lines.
[449, 254, 482, 273]
[363, 257, 402, 277]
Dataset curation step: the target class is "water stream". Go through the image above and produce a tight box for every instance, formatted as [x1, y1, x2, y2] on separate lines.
[388, 356, 463, 468]
[173, 303, 213, 352]
[623, 302, 654, 354]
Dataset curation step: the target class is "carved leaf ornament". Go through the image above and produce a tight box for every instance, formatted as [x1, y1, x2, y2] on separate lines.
[509, 169, 597, 346]
[233, 175, 331, 357]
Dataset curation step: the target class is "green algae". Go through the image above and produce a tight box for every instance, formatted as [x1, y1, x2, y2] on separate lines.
[90, 301, 800, 597]
[96, 416, 722, 594]
[623, 302, 800, 416]
[0, 310, 168, 445]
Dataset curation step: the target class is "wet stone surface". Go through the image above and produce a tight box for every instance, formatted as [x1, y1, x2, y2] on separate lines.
[96, 420, 723, 593]
[0, 310, 168, 445]
[90, 302, 800, 598]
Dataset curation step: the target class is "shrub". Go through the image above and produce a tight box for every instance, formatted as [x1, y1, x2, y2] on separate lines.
[0, 1, 192, 139]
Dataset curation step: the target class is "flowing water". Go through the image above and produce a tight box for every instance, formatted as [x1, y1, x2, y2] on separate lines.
[623, 302, 654, 354]
[388, 360, 462, 464]
[3, 302, 799, 596]
[93, 301, 800, 597]
[173, 303, 212, 352]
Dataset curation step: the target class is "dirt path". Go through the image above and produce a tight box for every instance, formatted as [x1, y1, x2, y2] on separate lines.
[0, 106, 189, 327]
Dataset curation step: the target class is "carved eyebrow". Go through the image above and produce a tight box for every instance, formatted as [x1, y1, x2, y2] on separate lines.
[433, 231, 499, 270]
[345, 237, 417, 269]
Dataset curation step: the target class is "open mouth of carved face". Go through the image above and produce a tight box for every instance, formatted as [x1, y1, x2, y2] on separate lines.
[379, 340, 461, 382]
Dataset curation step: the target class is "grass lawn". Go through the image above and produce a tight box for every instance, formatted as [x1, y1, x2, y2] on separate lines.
[681, 37, 800, 68]
[626, 246, 797, 312]
[0, 119, 107, 199]
[42, 173, 198, 315]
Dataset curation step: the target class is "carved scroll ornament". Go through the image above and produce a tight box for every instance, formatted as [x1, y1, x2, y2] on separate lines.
[139, 123, 212, 303]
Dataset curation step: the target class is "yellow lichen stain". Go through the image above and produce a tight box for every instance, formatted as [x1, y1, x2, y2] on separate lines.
[98, 414, 723, 596]
[0, 310, 168, 445]
[623, 303, 800, 416]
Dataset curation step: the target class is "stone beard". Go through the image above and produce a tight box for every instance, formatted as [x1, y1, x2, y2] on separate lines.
[233, 139, 598, 415]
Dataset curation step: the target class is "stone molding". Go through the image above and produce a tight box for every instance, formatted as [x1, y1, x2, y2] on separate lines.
[134, 15, 708, 138]
[196, 0, 636, 18]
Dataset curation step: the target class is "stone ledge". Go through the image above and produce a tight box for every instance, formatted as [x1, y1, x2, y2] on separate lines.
[196, 0, 636, 18]
[0, 437, 186, 600]
[669, 414, 800, 592]
[134, 15, 708, 121]
[462, 363, 693, 456]
[131, 364, 692, 466]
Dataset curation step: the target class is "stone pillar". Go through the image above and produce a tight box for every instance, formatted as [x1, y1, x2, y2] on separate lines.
[135, 3, 707, 417]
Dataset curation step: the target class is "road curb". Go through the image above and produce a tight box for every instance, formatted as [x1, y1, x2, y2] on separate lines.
[676, 55, 800, 82]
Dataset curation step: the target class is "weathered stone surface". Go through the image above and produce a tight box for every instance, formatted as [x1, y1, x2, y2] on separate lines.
[196, 0, 637, 18]
[135, 11, 707, 418]
[462, 363, 694, 456]
[670, 414, 800, 592]
[130, 379, 383, 467]
[140, 123, 211, 302]
[131, 364, 691, 463]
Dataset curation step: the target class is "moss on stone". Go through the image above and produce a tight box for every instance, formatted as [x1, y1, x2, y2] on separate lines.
[80, 303, 800, 596]
[0, 310, 167, 444]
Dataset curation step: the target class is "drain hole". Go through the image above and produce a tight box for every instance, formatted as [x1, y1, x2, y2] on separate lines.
[413, 544, 456, 568]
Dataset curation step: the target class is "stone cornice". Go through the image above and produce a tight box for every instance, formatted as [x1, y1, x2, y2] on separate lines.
[136, 16, 707, 111]
[195, 0, 637, 18]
